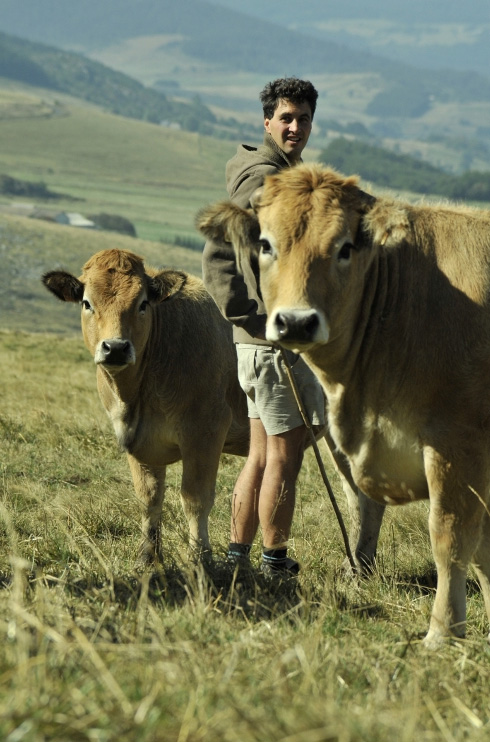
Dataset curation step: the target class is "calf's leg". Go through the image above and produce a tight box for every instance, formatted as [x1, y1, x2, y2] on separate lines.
[127, 454, 166, 565]
[179, 427, 229, 560]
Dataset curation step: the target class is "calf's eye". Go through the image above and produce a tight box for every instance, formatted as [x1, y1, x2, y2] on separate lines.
[81, 299, 92, 311]
[139, 300, 150, 313]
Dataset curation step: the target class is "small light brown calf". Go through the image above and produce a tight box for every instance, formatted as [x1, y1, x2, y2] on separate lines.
[43, 249, 249, 565]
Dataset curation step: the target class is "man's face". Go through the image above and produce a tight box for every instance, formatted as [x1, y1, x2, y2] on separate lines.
[264, 99, 313, 163]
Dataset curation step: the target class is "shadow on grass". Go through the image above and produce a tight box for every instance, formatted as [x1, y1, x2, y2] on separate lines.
[389, 568, 480, 597]
[330, 564, 482, 625]
[29, 557, 306, 624]
[2, 560, 483, 640]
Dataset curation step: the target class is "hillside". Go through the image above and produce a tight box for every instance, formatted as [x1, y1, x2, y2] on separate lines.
[1, 23, 490, 177]
[214, 0, 490, 77]
[0, 85, 247, 336]
[1, 1, 490, 108]
[0, 91, 237, 241]
[1, 0, 489, 175]
[0, 30, 220, 135]
[321, 139, 490, 201]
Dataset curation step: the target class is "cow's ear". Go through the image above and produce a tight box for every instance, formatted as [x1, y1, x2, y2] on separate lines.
[250, 187, 263, 212]
[196, 201, 260, 273]
[350, 188, 377, 250]
[364, 200, 411, 248]
[42, 271, 84, 303]
[148, 270, 187, 303]
[196, 201, 259, 243]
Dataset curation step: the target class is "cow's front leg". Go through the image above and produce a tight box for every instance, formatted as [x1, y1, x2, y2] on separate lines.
[424, 447, 486, 648]
[127, 454, 166, 565]
[321, 435, 385, 573]
[470, 510, 490, 643]
[350, 489, 386, 573]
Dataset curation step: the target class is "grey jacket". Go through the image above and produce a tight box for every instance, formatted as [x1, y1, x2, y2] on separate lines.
[202, 134, 292, 344]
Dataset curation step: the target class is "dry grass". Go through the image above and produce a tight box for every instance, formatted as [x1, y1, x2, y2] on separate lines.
[1, 330, 490, 741]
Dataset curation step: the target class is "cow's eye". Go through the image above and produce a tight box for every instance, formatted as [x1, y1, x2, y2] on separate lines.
[338, 242, 355, 262]
[81, 299, 92, 311]
[259, 238, 273, 256]
[139, 300, 149, 313]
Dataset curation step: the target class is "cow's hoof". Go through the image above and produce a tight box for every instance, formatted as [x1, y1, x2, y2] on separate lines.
[136, 543, 163, 571]
[340, 555, 375, 580]
[422, 628, 465, 649]
[422, 630, 445, 650]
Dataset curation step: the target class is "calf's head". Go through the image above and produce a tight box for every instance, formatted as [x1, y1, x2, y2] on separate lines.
[197, 164, 378, 353]
[43, 249, 186, 374]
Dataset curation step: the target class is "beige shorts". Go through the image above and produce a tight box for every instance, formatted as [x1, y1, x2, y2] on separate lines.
[236, 344, 325, 436]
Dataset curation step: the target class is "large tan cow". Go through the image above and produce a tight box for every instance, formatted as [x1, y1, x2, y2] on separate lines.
[43, 249, 249, 565]
[196, 163, 490, 647]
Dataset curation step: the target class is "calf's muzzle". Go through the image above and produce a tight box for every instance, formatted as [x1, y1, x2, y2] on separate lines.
[96, 338, 135, 367]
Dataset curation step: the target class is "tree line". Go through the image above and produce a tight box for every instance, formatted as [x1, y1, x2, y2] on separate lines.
[320, 138, 490, 202]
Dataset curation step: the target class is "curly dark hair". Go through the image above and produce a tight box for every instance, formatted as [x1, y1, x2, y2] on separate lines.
[259, 77, 318, 120]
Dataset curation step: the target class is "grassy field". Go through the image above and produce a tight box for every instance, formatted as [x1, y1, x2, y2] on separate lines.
[0, 83, 238, 245]
[0, 212, 204, 336]
[1, 82, 490, 742]
[1, 331, 490, 741]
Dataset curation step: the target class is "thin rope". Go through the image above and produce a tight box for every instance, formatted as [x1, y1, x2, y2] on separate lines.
[280, 348, 356, 572]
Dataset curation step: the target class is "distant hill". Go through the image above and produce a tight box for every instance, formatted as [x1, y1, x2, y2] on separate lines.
[2, 1, 490, 181]
[0, 30, 218, 134]
[1, 0, 490, 109]
[214, 0, 490, 78]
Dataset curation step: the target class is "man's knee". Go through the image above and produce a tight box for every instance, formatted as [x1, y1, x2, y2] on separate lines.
[267, 425, 307, 473]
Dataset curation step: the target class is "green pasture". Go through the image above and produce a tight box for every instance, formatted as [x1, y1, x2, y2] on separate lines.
[0, 88, 237, 244]
[0, 213, 204, 336]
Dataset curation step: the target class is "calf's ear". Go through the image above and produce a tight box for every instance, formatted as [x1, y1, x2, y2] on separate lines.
[148, 270, 187, 303]
[42, 271, 84, 303]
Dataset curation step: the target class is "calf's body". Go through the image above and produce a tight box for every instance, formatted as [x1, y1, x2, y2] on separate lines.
[43, 249, 249, 564]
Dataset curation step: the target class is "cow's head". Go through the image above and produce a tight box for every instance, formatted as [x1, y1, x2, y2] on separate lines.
[43, 249, 186, 374]
[197, 164, 383, 355]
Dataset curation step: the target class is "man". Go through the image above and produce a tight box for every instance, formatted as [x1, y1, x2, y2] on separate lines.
[202, 78, 325, 576]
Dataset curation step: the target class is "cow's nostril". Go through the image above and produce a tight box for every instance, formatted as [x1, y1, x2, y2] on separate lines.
[275, 313, 289, 337]
[304, 314, 319, 337]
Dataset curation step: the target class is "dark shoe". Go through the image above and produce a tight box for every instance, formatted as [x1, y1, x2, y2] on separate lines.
[260, 556, 300, 579]
[227, 543, 252, 567]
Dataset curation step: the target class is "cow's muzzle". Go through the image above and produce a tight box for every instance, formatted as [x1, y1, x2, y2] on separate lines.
[266, 308, 329, 348]
[95, 338, 136, 369]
